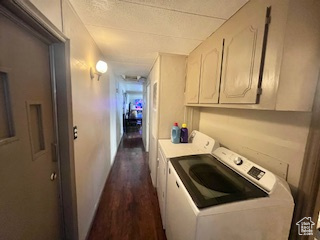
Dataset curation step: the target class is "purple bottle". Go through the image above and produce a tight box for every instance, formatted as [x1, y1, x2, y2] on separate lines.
[180, 123, 188, 143]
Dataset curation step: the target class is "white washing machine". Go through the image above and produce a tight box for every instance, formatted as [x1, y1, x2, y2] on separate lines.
[157, 131, 220, 229]
[165, 147, 294, 240]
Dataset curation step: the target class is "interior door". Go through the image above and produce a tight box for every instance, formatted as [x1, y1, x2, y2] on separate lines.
[0, 13, 61, 240]
[219, 6, 268, 104]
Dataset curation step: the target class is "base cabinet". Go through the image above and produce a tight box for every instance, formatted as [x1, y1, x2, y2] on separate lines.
[165, 162, 196, 240]
[156, 147, 166, 228]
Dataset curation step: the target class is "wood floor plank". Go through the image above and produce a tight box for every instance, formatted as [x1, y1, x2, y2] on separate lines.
[88, 132, 166, 240]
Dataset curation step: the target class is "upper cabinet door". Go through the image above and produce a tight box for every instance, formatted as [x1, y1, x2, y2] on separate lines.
[220, 6, 269, 104]
[199, 38, 223, 104]
[185, 52, 201, 104]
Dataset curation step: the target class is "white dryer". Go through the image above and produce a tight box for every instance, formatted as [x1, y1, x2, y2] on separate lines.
[157, 131, 220, 229]
[166, 147, 294, 240]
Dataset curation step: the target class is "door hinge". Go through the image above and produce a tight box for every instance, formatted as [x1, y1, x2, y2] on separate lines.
[257, 88, 263, 95]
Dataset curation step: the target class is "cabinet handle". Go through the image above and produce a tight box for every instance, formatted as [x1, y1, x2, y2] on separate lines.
[169, 168, 171, 174]
[176, 181, 179, 188]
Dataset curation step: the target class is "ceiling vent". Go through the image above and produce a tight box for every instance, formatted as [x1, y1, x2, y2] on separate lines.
[121, 75, 146, 83]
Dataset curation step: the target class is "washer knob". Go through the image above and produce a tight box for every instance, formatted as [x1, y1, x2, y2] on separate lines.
[234, 157, 243, 165]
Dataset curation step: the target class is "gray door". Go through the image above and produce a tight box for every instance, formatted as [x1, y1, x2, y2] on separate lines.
[0, 12, 61, 240]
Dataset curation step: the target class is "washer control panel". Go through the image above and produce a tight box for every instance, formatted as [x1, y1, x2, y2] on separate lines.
[248, 166, 265, 180]
[213, 147, 276, 192]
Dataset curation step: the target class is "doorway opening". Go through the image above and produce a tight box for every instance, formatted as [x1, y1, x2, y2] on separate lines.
[119, 81, 144, 135]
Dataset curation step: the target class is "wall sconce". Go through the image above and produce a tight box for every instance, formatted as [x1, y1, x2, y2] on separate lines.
[90, 60, 108, 80]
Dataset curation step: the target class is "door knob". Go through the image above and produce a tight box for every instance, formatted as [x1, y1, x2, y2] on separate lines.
[50, 172, 57, 181]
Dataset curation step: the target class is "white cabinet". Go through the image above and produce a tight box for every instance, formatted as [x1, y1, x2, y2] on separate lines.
[185, 53, 201, 104]
[165, 162, 196, 240]
[185, 37, 223, 104]
[185, 0, 320, 111]
[199, 37, 223, 104]
[156, 147, 166, 228]
[186, 3, 268, 106]
[220, 5, 267, 104]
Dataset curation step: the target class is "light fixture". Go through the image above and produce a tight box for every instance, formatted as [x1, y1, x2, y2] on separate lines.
[90, 60, 108, 80]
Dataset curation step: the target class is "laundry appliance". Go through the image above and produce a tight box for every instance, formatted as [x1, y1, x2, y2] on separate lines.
[165, 147, 294, 240]
[157, 130, 220, 228]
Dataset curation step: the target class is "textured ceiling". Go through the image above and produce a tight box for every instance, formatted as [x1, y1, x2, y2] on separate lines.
[69, 0, 249, 77]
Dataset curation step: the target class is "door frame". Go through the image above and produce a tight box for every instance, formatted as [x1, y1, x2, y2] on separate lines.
[0, 1, 78, 239]
[146, 82, 151, 152]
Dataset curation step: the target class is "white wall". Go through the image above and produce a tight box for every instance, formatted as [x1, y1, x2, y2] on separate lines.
[146, 54, 187, 186]
[29, 0, 63, 31]
[198, 108, 312, 195]
[124, 81, 143, 92]
[109, 72, 120, 164]
[62, 1, 114, 239]
[27, 1, 116, 239]
[148, 57, 160, 186]
[115, 78, 126, 146]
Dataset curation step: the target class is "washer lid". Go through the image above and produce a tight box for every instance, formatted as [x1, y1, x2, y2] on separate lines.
[171, 154, 268, 209]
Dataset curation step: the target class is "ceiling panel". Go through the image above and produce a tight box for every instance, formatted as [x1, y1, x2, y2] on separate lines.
[109, 61, 151, 76]
[69, 0, 249, 77]
[69, 0, 226, 40]
[87, 25, 200, 75]
[87, 25, 200, 56]
[120, 0, 248, 19]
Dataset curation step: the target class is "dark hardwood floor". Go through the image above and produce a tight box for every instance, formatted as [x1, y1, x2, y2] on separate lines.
[88, 131, 166, 240]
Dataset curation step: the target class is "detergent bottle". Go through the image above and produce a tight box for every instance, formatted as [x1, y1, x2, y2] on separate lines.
[180, 123, 188, 143]
[171, 123, 180, 144]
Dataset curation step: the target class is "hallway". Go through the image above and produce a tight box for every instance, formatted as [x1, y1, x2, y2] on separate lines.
[88, 132, 166, 240]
